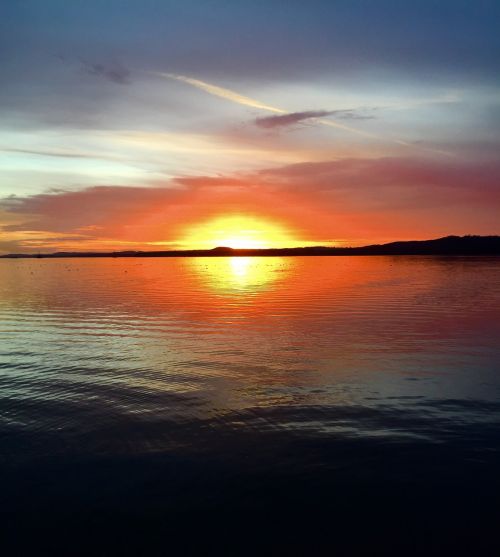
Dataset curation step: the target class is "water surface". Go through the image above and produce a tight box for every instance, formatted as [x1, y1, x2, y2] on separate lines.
[1, 256, 500, 555]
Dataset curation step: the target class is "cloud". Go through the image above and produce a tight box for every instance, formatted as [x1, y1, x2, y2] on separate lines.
[255, 109, 376, 129]
[332, 110, 377, 121]
[80, 59, 131, 85]
[157, 73, 367, 135]
[158, 73, 282, 113]
[157, 72, 452, 154]
[255, 110, 333, 129]
[2, 156, 499, 253]
[0, 147, 109, 160]
[157, 73, 383, 139]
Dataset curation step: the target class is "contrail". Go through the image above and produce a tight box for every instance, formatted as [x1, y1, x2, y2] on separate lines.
[156, 72, 453, 156]
[158, 73, 283, 113]
[156, 72, 366, 136]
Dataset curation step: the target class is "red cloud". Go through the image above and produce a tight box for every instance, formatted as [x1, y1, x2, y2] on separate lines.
[1, 156, 499, 252]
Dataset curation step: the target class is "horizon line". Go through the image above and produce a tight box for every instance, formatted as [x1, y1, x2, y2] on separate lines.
[2, 235, 500, 259]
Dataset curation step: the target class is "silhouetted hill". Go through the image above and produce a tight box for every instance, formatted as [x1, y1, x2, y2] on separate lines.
[2, 235, 500, 259]
[346, 235, 500, 255]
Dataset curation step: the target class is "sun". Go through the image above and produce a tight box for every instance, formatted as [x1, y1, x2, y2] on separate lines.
[180, 214, 297, 249]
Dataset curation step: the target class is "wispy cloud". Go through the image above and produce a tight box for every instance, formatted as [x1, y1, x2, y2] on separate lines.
[81, 59, 131, 85]
[255, 110, 333, 129]
[255, 109, 376, 129]
[156, 72, 453, 154]
[157, 73, 282, 113]
[156, 72, 382, 137]
[333, 109, 377, 120]
[0, 147, 107, 160]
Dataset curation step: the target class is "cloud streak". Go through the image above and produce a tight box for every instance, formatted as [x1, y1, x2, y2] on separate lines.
[255, 109, 376, 129]
[255, 110, 334, 129]
[157, 72, 452, 155]
[81, 59, 131, 85]
[156, 73, 371, 136]
[158, 73, 283, 113]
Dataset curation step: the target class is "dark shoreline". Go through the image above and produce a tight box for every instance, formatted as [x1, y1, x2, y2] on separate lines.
[2, 235, 500, 259]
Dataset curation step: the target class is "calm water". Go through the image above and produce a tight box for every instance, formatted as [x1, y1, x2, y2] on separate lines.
[1, 256, 500, 555]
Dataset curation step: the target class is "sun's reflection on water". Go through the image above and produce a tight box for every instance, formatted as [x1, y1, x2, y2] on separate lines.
[188, 256, 291, 294]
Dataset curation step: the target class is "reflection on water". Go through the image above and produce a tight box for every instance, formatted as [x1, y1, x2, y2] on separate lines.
[1, 256, 500, 555]
[189, 256, 289, 293]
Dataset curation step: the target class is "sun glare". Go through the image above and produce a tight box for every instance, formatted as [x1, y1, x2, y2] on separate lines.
[189, 256, 291, 293]
[181, 215, 297, 249]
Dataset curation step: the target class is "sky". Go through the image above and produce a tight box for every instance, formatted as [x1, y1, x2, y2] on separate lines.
[1, 0, 500, 253]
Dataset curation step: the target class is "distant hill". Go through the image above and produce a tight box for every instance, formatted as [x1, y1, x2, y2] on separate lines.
[2, 235, 500, 259]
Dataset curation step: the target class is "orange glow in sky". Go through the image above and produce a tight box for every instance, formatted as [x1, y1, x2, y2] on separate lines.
[180, 214, 303, 249]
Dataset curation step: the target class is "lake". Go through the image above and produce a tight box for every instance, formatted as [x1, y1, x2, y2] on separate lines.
[1, 256, 500, 555]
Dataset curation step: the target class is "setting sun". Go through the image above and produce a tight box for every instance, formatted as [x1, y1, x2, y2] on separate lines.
[180, 215, 299, 249]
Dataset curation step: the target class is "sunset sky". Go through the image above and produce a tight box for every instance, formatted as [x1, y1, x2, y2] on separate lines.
[1, 0, 499, 253]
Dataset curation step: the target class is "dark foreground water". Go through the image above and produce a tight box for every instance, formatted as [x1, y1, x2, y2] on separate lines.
[1, 256, 500, 556]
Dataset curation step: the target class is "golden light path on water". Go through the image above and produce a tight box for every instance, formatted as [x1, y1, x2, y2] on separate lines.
[188, 256, 289, 293]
